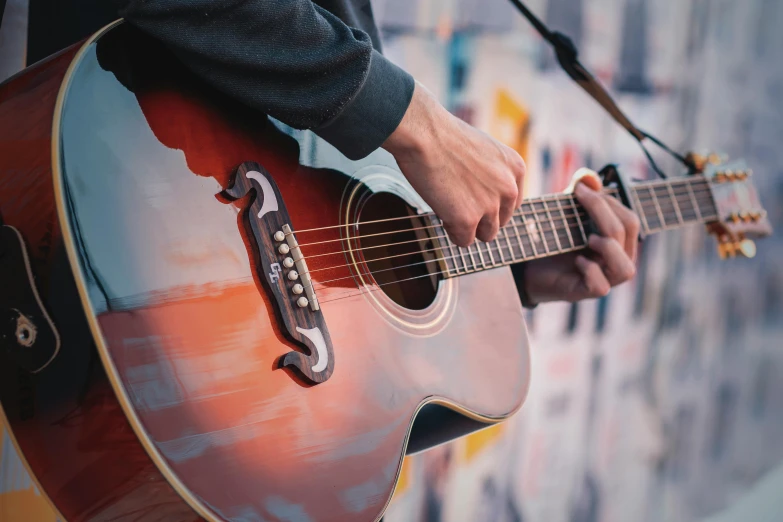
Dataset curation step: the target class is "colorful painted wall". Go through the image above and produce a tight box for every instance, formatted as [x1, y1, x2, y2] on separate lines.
[2, 0, 783, 521]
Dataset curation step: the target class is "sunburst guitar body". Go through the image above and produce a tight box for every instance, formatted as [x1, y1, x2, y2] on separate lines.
[0, 22, 530, 522]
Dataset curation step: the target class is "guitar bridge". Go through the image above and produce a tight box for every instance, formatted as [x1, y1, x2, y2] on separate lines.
[222, 161, 335, 384]
[280, 224, 319, 311]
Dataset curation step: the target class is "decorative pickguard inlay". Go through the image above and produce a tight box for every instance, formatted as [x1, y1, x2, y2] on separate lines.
[221, 161, 335, 384]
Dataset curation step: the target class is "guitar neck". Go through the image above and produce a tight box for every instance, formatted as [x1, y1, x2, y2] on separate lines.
[433, 176, 718, 277]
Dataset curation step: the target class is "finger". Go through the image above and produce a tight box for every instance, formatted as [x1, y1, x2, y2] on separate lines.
[574, 183, 625, 244]
[443, 217, 478, 247]
[476, 214, 500, 243]
[499, 192, 517, 230]
[514, 156, 527, 209]
[605, 195, 641, 261]
[574, 255, 611, 300]
[587, 235, 637, 286]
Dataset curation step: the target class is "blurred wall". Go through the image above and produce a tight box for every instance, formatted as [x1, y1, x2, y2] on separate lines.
[378, 1, 783, 522]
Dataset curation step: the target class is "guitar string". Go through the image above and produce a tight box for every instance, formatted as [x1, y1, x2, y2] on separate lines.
[304, 212, 593, 287]
[290, 178, 712, 235]
[294, 189, 619, 248]
[292, 183, 712, 249]
[301, 204, 719, 296]
[304, 212, 590, 276]
[312, 241, 595, 307]
[292, 185, 713, 258]
[293, 187, 715, 263]
[311, 201, 721, 306]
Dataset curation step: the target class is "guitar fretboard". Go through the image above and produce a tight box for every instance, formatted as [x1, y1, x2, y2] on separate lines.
[433, 176, 718, 277]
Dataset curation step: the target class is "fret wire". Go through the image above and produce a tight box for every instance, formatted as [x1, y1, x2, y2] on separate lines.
[438, 219, 460, 276]
[654, 185, 676, 228]
[485, 240, 496, 266]
[474, 243, 487, 269]
[647, 186, 666, 228]
[448, 237, 463, 275]
[530, 204, 552, 254]
[456, 246, 471, 274]
[520, 204, 541, 257]
[466, 244, 478, 271]
[510, 216, 528, 259]
[685, 181, 703, 222]
[555, 197, 576, 249]
[540, 199, 563, 252]
[502, 228, 517, 262]
[568, 196, 589, 245]
[495, 237, 506, 264]
[666, 183, 684, 224]
[630, 188, 651, 234]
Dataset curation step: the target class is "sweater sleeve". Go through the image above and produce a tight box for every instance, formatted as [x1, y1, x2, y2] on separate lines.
[114, 0, 415, 160]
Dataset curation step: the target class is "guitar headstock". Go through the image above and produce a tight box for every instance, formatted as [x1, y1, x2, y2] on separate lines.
[700, 156, 773, 259]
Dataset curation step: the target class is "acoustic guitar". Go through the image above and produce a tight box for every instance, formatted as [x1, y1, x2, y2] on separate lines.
[0, 22, 771, 522]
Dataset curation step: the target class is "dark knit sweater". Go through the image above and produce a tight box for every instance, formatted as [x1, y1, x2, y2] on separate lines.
[26, 0, 415, 160]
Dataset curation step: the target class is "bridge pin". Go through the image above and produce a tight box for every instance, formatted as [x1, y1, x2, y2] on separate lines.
[283, 257, 295, 268]
[288, 270, 299, 281]
[297, 297, 309, 308]
[292, 284, 304, 295]
[274, 231, 285, 242]
[278, 244, 290, 255]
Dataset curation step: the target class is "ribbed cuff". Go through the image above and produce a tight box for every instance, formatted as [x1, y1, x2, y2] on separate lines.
[314, 49, 415, 161]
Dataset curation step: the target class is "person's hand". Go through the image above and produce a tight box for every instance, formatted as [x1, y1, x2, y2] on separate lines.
[522, 177, 640, 305]
[383, 83, 526, 247]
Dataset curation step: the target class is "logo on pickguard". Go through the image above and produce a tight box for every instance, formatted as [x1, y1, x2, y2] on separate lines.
[269, 263, 282, 284]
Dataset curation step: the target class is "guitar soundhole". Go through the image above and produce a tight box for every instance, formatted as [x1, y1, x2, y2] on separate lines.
[357, 192, 441, 311]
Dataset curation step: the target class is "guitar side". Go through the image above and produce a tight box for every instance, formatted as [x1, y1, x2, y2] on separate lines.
[0, 22, 531, 522]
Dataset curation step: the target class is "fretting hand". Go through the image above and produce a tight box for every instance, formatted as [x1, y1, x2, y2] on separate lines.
[522, 177, 641, 305]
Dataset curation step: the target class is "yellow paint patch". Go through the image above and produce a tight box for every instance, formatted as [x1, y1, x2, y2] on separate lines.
[491, 89, 531, 193]
[462, 424, 505, 463]
[392, 456, 414, 499]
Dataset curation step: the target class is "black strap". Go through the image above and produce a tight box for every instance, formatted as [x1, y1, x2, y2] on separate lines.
[0, 0, 7, 32]
[507, 0, 693, 178]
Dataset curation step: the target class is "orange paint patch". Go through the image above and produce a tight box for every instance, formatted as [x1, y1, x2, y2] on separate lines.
[0, 426, 59, 522]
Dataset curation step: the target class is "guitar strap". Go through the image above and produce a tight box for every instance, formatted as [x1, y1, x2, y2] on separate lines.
[506, 0, 694, 177]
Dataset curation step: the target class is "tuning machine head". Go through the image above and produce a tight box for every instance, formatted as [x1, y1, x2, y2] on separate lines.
[715, 233, 757, 260]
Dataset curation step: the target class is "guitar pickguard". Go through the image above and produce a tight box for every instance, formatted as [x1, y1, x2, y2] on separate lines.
[0, 224, 60, 374]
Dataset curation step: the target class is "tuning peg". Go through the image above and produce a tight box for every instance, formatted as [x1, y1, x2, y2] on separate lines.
[716, 237, 757, 260]
[738, 239, 757, 258]
[755, 210, 767, 221]
[708, 153, 724, 165]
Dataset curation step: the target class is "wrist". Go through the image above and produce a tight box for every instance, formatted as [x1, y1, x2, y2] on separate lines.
[383, 82, 439, 159]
